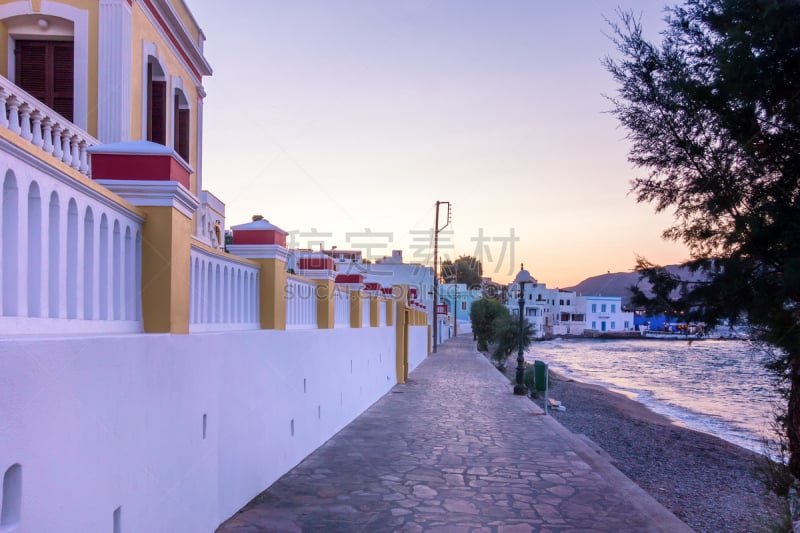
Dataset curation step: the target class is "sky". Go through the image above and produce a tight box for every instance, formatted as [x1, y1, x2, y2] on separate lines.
[188, 0, 690, 288]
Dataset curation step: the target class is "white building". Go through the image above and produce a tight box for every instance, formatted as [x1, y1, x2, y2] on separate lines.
[579, 295, 634, 334]
[507, 274, 633, 338]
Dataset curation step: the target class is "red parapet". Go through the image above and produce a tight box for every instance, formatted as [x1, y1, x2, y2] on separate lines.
[335, 274, 364, 284]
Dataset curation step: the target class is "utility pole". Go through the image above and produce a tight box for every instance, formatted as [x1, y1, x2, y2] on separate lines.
[433, 201, 451, 353]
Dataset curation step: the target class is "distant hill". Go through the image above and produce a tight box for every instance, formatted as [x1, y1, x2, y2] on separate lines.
[564, 265, 703, 309]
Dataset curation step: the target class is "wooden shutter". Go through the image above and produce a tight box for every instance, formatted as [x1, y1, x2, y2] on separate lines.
[52, 42, 74, 121]
[147, 61, 166, 145]
[174, 93, 190, 161]
[15, 41, 47, 100]
[15, 40, 73, 122]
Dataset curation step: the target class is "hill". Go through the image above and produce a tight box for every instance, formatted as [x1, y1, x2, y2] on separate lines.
[563, 271, 641, 308]
[564, 265, 702, 309]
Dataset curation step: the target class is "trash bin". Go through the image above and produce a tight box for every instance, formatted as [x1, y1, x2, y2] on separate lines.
[534, 360, 548, 392]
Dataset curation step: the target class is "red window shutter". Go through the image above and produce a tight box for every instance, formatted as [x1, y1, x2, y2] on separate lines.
[147, 62, 166, 145]
[15, 41, 48, 102]
[14, 40, 74, 122]
[52, 42, 74, 121]
[150, 81, 166, 145]
[176, 108, 190, 161]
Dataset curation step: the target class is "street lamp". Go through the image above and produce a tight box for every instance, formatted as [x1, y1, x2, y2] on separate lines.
[514, 265, 534, 395]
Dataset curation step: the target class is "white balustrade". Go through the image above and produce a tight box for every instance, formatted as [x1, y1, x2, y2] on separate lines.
[334, 287, 350, 328]
[190, 245, 260, 333]
[286, 276, 317, 330]
[0, 76, 99, 177]
[0, 145, 143, 334]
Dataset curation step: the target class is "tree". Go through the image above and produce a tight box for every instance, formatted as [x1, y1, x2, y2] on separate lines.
[441, 255, 483, 288]
[489, 312, 534, 373]
[606, 0, 800, 479]
[470, 297, 507, 351]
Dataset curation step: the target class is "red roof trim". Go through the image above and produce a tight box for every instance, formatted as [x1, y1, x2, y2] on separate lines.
[141, 0, 203, 81]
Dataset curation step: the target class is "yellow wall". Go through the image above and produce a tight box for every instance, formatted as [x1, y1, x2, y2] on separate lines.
[0, 20, 7, 78]
[140, 205, 192, 334]
[63, 0, 99, 136]
[395, 300, 407, 384]
[0, 0, 99, 135]
[131, 2, 200, 195]
[254, 257, 287, 330]
[169, 0, 201, 44]
[312, 279, 335, 329]
[349, 289, 363, 328]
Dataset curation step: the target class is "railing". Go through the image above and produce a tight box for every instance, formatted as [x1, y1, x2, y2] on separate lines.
[0, 77, 99, 176]
[334, 287, 350, 328]
[286, 276, 317, 330]
[189, 244, 260, 332]
[0, 141, 143, 334]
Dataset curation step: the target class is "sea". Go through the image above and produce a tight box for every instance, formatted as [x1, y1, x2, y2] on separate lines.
[525, 337, 783, 455]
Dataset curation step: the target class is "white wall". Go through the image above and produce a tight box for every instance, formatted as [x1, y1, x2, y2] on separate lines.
[0, 326, 399, 532]
[407, 324, 428, 373]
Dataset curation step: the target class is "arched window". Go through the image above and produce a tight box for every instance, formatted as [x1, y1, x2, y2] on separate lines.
[146, 57, 166, 145]
[173, 89, 190, 161]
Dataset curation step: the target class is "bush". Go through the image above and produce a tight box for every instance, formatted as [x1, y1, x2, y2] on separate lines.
[470, 298, 508, 352]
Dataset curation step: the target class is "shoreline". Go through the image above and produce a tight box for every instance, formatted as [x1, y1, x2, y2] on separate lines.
[491, 356, 782, 532]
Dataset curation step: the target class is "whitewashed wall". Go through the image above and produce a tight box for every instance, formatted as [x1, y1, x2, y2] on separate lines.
[408, 324, 429, 374]
[0, 326, 398, 533]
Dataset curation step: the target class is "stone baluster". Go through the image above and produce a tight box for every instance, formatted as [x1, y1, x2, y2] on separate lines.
[42, 118, 54, 155]
[19, 104, 32, 142]
[52, 123, 64, 160]
[7, 96, 21, 135]
[0, 89, 9, 128]
[79, 140, 89, 174]
[31, 111, 44, 148]
[70, 136, 80, 170]
[61, 128, 73, 165]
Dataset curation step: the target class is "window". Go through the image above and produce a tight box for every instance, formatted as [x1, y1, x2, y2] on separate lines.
[560, 312, 570, 321]
[611, 321, 616, 330]
[461, 301, 466, 311]
[611, 304, 616, 313]
[173, 89, 190, 161]
[146, 58, 167, 145]
[592, 321, 596, 329]
[559, 299, 563, 305]
[591, 304, 596, 313]
[601, 304, 607, 312]
[15, 40, 74, 120]
[567, 299, 570, 305]
[624, 321, 630, 329]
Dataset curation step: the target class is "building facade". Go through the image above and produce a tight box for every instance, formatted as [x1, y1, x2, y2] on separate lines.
[507, 273, 633, 338]
[0, 1, 431, 531]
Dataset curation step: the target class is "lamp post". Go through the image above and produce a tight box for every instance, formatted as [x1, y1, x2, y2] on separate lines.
[514, 265, 534, 395]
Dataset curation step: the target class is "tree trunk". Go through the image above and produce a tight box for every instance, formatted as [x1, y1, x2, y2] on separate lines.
[788, 358, 800, 480]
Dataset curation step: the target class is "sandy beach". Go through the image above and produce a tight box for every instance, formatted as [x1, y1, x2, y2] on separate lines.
[495, 359, 783, 532]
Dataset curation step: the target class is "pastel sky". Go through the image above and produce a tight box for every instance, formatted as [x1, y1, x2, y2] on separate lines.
[188, 0, 689, 288]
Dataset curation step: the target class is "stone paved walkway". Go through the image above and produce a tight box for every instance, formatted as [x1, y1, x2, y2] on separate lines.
[217, 335, 692, 532]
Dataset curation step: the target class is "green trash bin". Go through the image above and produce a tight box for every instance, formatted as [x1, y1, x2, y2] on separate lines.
[534, 360, 548, 392]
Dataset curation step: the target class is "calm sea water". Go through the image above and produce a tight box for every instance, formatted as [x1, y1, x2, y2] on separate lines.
[526, 338, 782, 454]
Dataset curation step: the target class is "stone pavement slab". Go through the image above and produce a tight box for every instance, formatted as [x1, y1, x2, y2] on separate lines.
[217, 335, 693, 532]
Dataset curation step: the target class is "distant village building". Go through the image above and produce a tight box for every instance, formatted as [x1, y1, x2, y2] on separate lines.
[507, 273, 634, 338]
